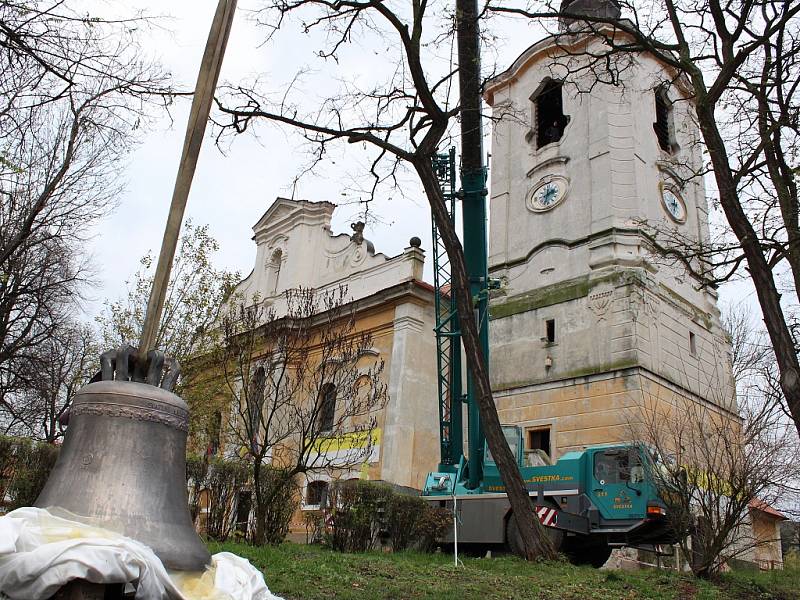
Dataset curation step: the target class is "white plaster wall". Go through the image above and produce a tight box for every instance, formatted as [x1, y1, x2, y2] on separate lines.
[380, 302, 440, 488]
[234, 198, 425, 315]
[489, 272, 735, 410]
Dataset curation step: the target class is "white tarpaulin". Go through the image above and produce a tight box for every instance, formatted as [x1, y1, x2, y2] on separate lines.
[0, 507, 282, 600]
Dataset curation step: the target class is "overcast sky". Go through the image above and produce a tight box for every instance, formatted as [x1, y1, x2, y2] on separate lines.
[85, 1, 754, 320]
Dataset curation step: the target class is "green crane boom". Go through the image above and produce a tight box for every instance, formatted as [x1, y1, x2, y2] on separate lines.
[431, 149, 463, 469]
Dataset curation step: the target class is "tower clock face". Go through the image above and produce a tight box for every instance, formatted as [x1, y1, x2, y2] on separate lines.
[661, 188, 686, 223]
[528, 178, 567, 212]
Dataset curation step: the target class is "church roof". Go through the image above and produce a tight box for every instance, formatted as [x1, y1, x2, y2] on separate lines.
[560, 0, 621, 21]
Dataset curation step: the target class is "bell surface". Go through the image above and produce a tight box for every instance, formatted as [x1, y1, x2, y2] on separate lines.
[35, 380, 211, 571]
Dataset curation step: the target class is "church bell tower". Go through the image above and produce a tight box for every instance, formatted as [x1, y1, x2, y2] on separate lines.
[483, 3, 735, 459]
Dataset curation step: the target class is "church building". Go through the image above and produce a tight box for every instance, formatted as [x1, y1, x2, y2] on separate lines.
[226, 8, 738, 505]
[229, 198, 440, 511]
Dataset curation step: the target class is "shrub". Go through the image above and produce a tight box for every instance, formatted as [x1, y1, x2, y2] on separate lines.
[0, 435, 60, 511]
[322, 480, 451, 553]
[198, 455, 250, 542]
[304, 511, 324, 544]
[185, 453, 250, 541]
[784, 550, 800, 571]
[255, 468, 300, 545]
[186, 454, 209, 523]
[386, 491, 450, 552]
[418, 505, 452, 551]
[325, 480, 393, 552]
[386, 493, 423, 551]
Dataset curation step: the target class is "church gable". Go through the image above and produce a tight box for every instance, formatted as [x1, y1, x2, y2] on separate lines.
[251, 197, 335, 243]
[236, 198, 424, 309]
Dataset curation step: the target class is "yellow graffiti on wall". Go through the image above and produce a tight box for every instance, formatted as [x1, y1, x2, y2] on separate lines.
[312, 428, 382, 453]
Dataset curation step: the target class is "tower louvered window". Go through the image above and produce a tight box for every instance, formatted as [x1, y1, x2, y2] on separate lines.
[535, 79, 569, 149]
[653, 85, 676, 153]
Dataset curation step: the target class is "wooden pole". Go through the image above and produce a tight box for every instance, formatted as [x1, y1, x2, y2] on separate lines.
[138, 0, 237, 353]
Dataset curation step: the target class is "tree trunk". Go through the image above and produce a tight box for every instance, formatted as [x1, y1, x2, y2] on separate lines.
[415, 158, 557, 560]
[756, 90, 800, 304]
[449, 0, 555, 560]
[252, 460, 266, 545]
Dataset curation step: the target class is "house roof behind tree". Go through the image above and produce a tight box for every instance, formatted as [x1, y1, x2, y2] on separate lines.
[749, 499, 788, 521]
[234, 198, 426, 312]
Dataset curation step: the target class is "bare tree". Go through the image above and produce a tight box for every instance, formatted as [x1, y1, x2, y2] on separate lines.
[4, 320, 99, 442]
[214, 0, 556, 559]
[217, 286, 389, 545]
[723, 303, 773, 389]
[485, 0, 800, 439]
[0, 235, 86, 408]
[629, 303, 800, 577]
[637, 393, 799, 577]
[97, 222, 239, 447]
[0, 1, 169, 412]
[98, 222, 239, 367]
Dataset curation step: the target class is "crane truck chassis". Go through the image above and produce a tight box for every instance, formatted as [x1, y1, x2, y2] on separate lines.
[422, 425, 676, 566]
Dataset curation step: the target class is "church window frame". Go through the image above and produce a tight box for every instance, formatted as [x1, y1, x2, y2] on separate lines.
[246, 366, 267, 453]
[208, 410, 222, 456]
[305, 480, 329, 509]
[267, 248, 284, 295]
[525, 426, 553, 465]
[653, 84, 679, 154]
[545, 319, 556, 344]
[530, 78, 570, 149]
[316, 382, 337, 434]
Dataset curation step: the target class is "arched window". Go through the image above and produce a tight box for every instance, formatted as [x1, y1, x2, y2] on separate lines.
[316, 383, 337, 433]
[533, 79, 569, 149]
[306, 480, 329, 507]
[268, 248, 283, 295]
[653, 85, 678, 154]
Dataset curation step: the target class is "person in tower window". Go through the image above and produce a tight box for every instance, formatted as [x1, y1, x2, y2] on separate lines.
[542, 119, 562, 145]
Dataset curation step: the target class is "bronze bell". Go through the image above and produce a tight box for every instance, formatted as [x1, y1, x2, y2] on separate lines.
[35, 348, 210, 572]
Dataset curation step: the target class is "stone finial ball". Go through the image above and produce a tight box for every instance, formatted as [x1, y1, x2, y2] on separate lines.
[409, 236, 422, 248]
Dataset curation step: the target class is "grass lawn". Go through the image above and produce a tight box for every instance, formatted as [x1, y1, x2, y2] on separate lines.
[209, 541, 799, 600]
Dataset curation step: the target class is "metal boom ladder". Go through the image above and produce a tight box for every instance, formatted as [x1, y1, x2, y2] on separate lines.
[431, 148, 463, 469]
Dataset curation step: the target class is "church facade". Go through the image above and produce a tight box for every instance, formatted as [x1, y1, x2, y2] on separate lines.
[229, 198, 440, 512]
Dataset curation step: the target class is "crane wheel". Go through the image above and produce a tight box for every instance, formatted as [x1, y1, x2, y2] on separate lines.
[563, 537, 613, 568]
